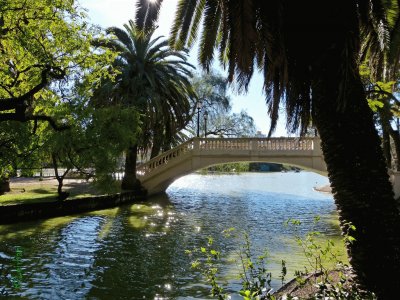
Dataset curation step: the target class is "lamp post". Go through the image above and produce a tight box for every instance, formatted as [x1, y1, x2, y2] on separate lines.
[196, 101, 202, 137]
[203, 110, 208, 138]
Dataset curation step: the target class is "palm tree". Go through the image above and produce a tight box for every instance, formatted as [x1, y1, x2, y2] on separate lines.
[135, 0, 400, 297]
[361, 1, 400, 170]
[92, 20, 196, 190]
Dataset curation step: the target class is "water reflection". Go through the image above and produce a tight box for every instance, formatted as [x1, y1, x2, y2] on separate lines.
[0, 172, 343, 299]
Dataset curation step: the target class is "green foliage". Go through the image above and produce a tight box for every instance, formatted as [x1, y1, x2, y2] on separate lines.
[285, 218, 376, 300]
[0, 121, 43, 179]
[367, 99, 384, 112]
[0, 246, 24, 296]
[366, 81, 397, 112]
[92, 21, 196, 156]
[85, 106, 141, 187]
[41, 100, 140, 191]
[190, 70, 257, 138]
[236, 232, 273, 300]
[10, 246, 23, 290]
[0, 0, 118, 184]
[0, 0, 115, 107]
[187, 228, 275, 300]
[187, 236, 226, 299]
[204, 162, 250, 173]
[188, 219, 376, 299]
[286, 217, 343, 277]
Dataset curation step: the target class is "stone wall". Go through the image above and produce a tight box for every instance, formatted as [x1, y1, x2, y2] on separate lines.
[0, 191, 146, 224]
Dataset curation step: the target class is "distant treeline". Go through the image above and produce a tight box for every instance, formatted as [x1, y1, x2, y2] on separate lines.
[201, 162, 302, 174]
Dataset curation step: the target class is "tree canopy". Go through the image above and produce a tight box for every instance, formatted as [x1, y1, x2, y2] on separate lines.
[0, 0, 114, 128]
[92, 20, 197, 187]
[190, 71, 256, 137]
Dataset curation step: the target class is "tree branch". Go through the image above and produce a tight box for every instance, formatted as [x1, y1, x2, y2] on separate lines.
[0, 113, 69, 131]
[0, 65, 68, 129]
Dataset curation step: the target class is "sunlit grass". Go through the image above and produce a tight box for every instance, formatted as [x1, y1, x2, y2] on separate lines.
[0, 184, 58, 204]
[0, 178, 111, 205]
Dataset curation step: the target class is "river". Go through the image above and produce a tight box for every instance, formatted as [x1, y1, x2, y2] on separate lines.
[0, 172, 344, 299]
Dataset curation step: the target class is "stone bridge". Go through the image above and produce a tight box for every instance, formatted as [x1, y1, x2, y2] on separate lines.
[137, 137, 326, 195]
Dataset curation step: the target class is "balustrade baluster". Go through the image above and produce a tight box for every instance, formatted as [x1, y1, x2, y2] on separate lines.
[137, 137, 323, 179]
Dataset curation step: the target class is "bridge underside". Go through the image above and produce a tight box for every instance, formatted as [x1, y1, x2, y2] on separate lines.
[138, 151, 327, 196]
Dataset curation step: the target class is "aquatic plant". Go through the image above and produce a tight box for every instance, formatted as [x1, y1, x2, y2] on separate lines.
[188, 218, 377, 299]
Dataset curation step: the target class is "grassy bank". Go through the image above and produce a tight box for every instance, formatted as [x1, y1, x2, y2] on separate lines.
[0, 178, 112, 205]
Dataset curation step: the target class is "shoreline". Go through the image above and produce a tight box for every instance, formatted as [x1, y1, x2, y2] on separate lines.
[0, 177, 146, 224]
[313, 184, 332, 194]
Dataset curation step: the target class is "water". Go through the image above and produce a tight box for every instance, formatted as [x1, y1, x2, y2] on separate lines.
[0, 172, 342, 299]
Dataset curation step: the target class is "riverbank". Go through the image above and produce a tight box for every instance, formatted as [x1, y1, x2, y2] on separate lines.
[313, 184, 332, 194]
[1, 177, 100, 205]
[0, 177, 146, 224]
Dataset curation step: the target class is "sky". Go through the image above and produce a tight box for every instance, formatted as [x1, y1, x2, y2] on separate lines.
[78, 0, 288, 136]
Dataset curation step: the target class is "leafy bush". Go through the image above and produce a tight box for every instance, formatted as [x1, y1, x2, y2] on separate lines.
[187, 218, 376, 299]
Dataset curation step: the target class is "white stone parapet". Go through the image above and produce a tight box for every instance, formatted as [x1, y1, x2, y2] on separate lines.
[136, 137, 326, 195]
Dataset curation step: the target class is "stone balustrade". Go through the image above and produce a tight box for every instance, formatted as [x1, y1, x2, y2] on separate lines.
[137, 137, 320, 178]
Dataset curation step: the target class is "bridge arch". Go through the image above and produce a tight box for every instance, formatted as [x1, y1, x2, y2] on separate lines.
[137, 138, 327, 195]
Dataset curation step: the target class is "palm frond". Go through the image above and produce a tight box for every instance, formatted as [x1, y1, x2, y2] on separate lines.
[93, 19, 196, 150]
[230, 0, 257, 90]
[170, 0, 194, 48]
[198, 0, 221, 71]
[188, 0, 206, 48]
[106, 26, 134, 52]
[91, 38, 127, 54]
[135, 0, 164, 31]
[359, 0, 390, 80]
[176, 0, 199, 48]
[387, 2, 400, 73]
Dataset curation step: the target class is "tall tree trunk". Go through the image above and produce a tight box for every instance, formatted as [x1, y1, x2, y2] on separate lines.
[312, 64, 400, 298]
[379, 109, 392, 169]
[51, 153, 70, 200]
[150, 133, 162, 159]
[121, 144, 141, 190]
[389, 128, 400, 171]
[0, 178, 10, 195]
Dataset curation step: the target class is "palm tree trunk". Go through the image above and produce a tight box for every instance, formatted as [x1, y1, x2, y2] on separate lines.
[312, 66, 400, 298]
[150, 132, 163, 159]
[389, 128, 400, 171]
[379, 109, 392, 169]
[121, 144, 141, 190]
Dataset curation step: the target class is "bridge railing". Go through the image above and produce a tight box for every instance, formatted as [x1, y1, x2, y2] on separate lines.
[199, 137, 314, 151]
[137, 139, 195, 176]
[199, 138, 252, 150]
[137, 137, 319, 178]
[258, 138, 314, 150]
